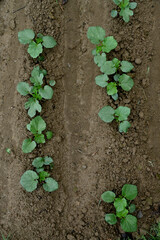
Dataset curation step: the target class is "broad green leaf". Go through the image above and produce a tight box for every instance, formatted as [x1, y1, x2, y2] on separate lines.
[129, 2, 137, 9]
[119, 74, 134, 91]
[17, 82, 31, 96]
[117, 209, 128, 218]
[115, 106, 130, 121]
[44, 156, 53, 165]
[129, 204, 136, 213]
[25, 98, 42, 118]
[92, 48, 97, 56]
[36, 167, 44, 173]
[94, 53, 107, 67]
[114, 198, 127, 212]
[122, 184, 138, 200]
[101, 191, 115, 203]
[20, 170, 39, 192]
[105, 214, 117, 225]
[102, 36, 118, 53]
[34, 134, 45, 144]
[32, 157, 44, 168]
[112, 93, 118, 101]
[28, 116, 46, 135]
[37, 33, 44, 38]
[87, 26, 106, 44]
[107, 82, 117, 95]
[111, 10, 118, 18]
[98, 106, 115, 123]
[119, 121, 131, 133]
[30, 74, 43, 87]
[120, 215, 137, 232]
[39, 85, 53, 99]
[46, 131, 53, 140]
[114, 74, 120, 81]
[95, 74, 109, 88]
[113, 0, 120, 5]
[112, 58, 121, 70]
[27, 41, 43, 58]
[22, 139, 36, 153]
[49, 80, 56, 86]
[100, 61, 117, 75]
[43, 178, 59, 192]
[18, 29, 35, 44]
[120, 61, 134, 73]
[39, 171, 50, 182]
[120, 7, 133, 23]
[42, 36, 57, 48]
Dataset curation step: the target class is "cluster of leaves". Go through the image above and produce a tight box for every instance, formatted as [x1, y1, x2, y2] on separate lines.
[98, 106, 131, 133]
[101, 184, 138, 233]
[22, 116, 53, 153]
[141, 222, 160, 240]
[20, 156, 58, 192]
[17, 66, 55, 118]
[111, 0, 137, 23]
[18, 29, 57, 58]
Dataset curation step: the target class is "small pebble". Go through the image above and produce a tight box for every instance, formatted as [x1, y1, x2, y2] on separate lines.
[135, 58, 142, 65]
[137, 211, 143, 219]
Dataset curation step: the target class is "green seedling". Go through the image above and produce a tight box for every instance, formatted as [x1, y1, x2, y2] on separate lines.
[141, 222, 160, 240]
[95, 57, 134, 100]
[87, 26, 117, 55]
[20, 156, 58, 192]
[18, 29, 57, 58]
[101, 184, 138, 233]
[98, 106, 131, 133]
[111, 0, 137, 23]
[17, 66, 55, 118]
[6, 148, 11, 154]
[1, 233, 11, 240]
[22, 116, 53, 153]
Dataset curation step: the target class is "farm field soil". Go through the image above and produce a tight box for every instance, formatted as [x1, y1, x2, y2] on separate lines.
[0, 0, 160, 239]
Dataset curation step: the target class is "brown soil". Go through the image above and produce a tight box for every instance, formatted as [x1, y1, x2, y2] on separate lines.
[0, 0, 160, 239]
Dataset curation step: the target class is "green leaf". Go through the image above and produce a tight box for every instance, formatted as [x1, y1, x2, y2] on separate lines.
[49, 80, 56, 86]
[120, 0, 129, 8]
[122, 184, 138, 200]
[36, 167, 44, 173]
[107, 82, 117, 95]
[92, 48, 97, 56]
[18, 29, 35, 44]
[42, 36, 57, 48]
[102, 36, 118, 53]
[105, 214, 117, 225]
[87, 26, 106, 44]
[119, 74, 134, 91]
[113, 0, 120, 5]
[111, 10, 118, 18]
[28, 116, 46, 135]
[17, 82, 31, 96]
[22, 139, 36, 153]
[114, 74, 120, 81]
[39, 171, 50, 182]
[114, 198, 127, 212]
[119, 121, 131, 133]
[120, 215, 137, 232]
[98, 106, 115, 123]
[129, 2, 137, 9]
[94, 53, 107, 67]
[46, 131, 53, 140]
[32, 157, 44, 168]
[117, 209, 128, 218]
[100, 61, 117, 75]
[34, 134, 45, 144]
[115, 106, 130, 121]
[101, 191, 115, 203]
[25, 98, 42, 118]
[129, 204, 136, 213]
[112, 58, 121, 70]
[95, 74, 109, 88]
[31, 66, 44, 86]
[112, 93, 118, 101]
[20, 170, 39, 192]
[44, 156, 53, 165]
[120, 61, 134, 73]
[37, 33, 44, 38]
[27, 41, 43, 58]
[6, 148, 11, 154]
[39, 85, 53, 99]
[43, 178, 59, 192]
[120, 7, 133, 23]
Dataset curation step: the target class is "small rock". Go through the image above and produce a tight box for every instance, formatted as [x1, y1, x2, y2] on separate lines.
[9, 19, 16, 30]
[124, 98, 131, 104]
[137, 211, 143, 219]
[139, 111, 144, 118]
[135, 58, 142, 65]
[82, 165, 87, 169]
[67, 234, 75, 240]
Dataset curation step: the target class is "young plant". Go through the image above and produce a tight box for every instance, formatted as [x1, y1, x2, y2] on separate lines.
[98, 106, 131, 133]
[87, 26, 118, 55]
[18, 29, 57, 58]
[22, 116, 53, 153]
[101, 184, 138, 233]
[141, 222, 160, 240]
[17, 66, 55, 118]
[95, 57, 134, 100]
[20, 156, 58, 192]
[1, 233, 12, 240]
[111, 0, 137, 23]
